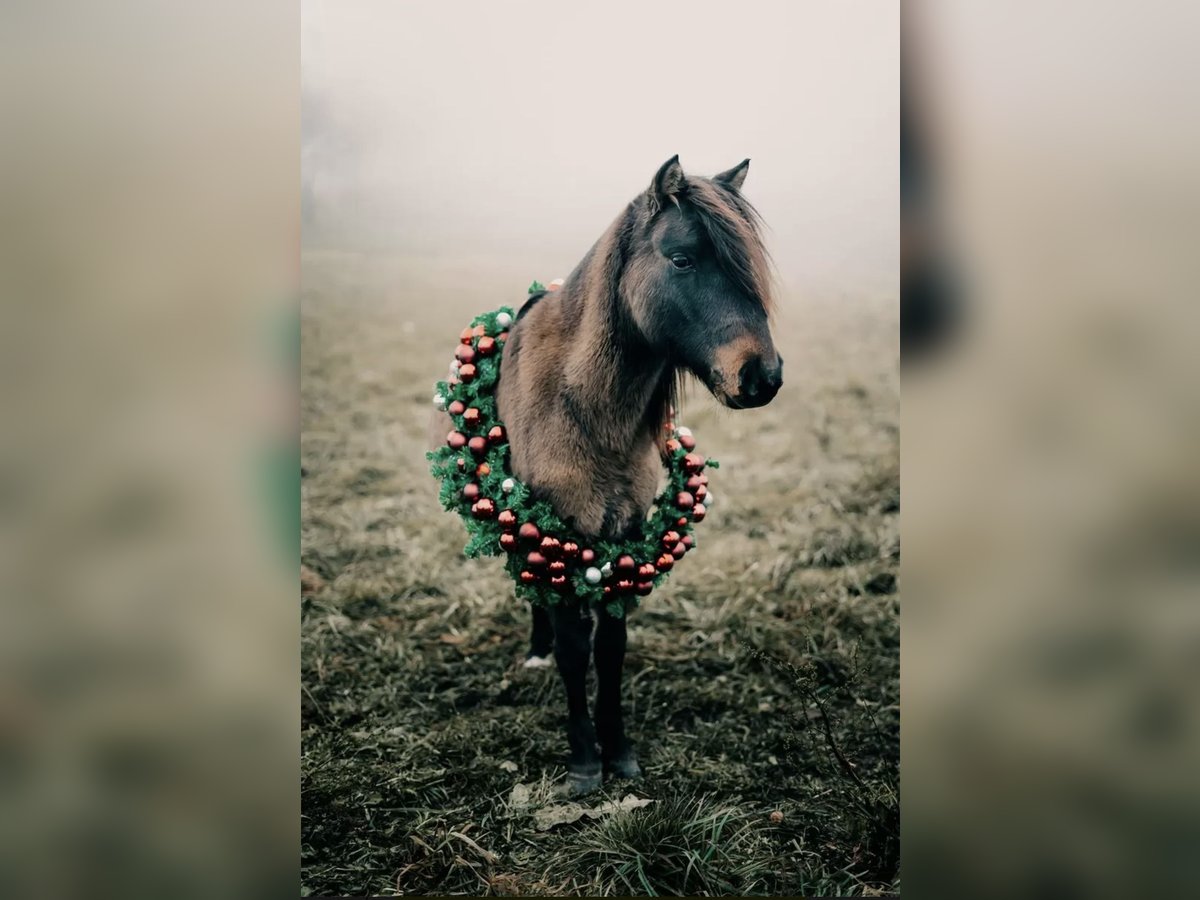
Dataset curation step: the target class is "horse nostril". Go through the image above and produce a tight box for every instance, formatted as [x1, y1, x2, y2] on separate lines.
[737, 358, 764, 398]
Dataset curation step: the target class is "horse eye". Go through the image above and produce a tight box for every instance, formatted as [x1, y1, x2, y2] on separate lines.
[670, 254, 692, 270]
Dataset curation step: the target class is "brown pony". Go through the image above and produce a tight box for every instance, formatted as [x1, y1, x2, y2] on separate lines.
[456, 156, 781, 794]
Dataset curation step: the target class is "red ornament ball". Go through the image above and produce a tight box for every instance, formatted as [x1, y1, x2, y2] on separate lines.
[497, 509, 517, 529]
[519, 569, 538, 584]
[488, 425, 506, 444]
[679, 434, 696, 451]
[580, 548, 596, 564]
[526, 550, 547, 567]
[518, 522, 540, 542]
[468, 436, 488, 457]
[682, 453, 705, 473]
[498, 331, 509, 342]
[448, 400, 466, 416]
[476, 335, 496, 356]
[549, 560, 567, 574]
[476, 462, 490, 477]
[616, 578, 635, 594]
[461, 483, 480, 502]
[656, 553, 674, 571]
[540, 536, 561, 556]
[635, 581, 654, 596]
[665, 438, 681, 453]
[472, 324, 486, 338]
[499, 533, 517, 551]
[458, 363, 477, 382]
[686, 474, 703, 491]
[616, 555, 636, 574]
[447, 431, 467, 450]
[456, 458, 466, 471]
[681, 534, 694, 550]
[676, 491, 695, 511]
[677, 516, 689, 527]
[661, 530, 681, 549]
[560, 541, 579, 559]
[603, 584, 612, 596]
[471, 498, 495, 519]
[695, 484, 708, 502]
[463, 407, 481, 427]
[692, 503, 706, 522]
[550, 574, 568, 589]
[671, 541, 686, 559]
[637, 562, 656, 579]
[459, 327, 474, 344]
[455, 344, 476, 364]
[699, 474, 709, 486]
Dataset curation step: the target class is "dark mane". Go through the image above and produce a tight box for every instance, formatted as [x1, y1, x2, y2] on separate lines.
[684, 178, 774, 314]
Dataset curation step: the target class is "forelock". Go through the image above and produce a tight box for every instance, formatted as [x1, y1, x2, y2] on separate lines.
[684, 177, 774, 313]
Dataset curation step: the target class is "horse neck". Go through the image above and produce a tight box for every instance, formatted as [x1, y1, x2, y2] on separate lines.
[557, 234, 672, 453]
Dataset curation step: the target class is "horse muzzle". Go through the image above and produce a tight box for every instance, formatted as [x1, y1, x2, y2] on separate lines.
[703, 344, 784, 409]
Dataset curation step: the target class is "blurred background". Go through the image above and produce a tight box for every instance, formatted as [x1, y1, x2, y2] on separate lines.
[904, 2, 1200, 897]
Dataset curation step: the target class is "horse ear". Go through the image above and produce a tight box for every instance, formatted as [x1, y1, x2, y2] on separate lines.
[648, 154, 685, 213]
[714, 158, 750, 191]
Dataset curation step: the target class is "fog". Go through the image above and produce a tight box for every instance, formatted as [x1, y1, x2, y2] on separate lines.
[302, 0, 898, 297]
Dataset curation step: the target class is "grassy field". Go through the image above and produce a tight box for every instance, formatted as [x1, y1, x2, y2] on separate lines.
[301, 251, 899, 897]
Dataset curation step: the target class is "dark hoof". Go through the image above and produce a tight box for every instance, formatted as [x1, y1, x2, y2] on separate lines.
[558, 764, 602, 797]
[603, 753, 642, 781]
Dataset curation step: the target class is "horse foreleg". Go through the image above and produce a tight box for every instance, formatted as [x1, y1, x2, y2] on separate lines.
[594, 610, 640, 779]
[549, 602, 601, 795]
[524, 603, 554, 667]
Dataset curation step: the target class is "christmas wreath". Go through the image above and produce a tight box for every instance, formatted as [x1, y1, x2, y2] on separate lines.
[427, 285, 717, 618]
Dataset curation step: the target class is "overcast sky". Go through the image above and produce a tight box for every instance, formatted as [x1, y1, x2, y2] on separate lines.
[302, 1, 898, 295]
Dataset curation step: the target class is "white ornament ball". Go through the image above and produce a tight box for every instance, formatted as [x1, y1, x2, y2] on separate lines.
[496, 312, 513, 329]
[584, 567, 602, 585]
[501, 477, 515, 494]
[703, 492, 714, 506]
[433, 393, 447, 410]
[600, 562, 613, 578]
[676, 426, 692, 437]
